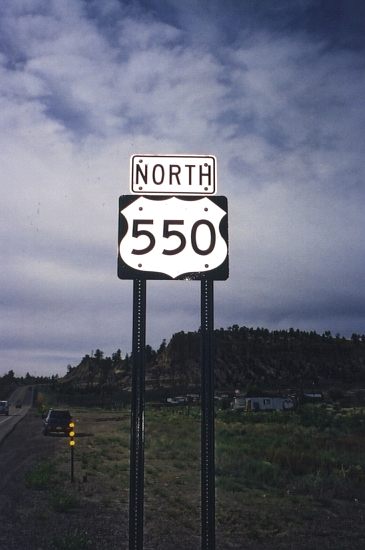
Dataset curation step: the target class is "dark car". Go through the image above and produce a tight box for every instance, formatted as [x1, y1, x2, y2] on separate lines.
[43, 409, 72, 435]
[0, 400, 9, 416]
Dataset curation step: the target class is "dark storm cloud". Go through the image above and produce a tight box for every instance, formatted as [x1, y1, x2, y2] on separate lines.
[138, 0, 365, 51]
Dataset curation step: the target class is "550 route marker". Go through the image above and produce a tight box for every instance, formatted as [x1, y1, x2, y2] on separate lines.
[118, 195, 228, 280]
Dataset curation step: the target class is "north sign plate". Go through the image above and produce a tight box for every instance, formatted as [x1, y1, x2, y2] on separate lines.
[118, 195, 228, 280]
[130, 154, 217, 195]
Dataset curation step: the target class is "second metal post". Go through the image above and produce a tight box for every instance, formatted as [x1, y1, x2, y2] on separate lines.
[201, 278, 215, 550]
[129, 278, 146, 550]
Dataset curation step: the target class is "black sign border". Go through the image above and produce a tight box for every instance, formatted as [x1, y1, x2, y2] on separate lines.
[118, 195, 229, 280]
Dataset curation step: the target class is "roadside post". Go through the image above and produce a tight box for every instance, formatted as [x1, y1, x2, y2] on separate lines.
[69, 421, 76, 483]
[201, 278, 215, 549]
[118, 154, 229, 550]
[129, 277, 146, 549]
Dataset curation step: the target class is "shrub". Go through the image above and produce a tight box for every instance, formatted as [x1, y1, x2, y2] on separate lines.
[52, 529, 92, 549]
[25, 461, 54, 490]
[50, 489, 80, 513]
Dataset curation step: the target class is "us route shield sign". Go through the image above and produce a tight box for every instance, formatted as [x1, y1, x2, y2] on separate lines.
[118, 195, 228, 280]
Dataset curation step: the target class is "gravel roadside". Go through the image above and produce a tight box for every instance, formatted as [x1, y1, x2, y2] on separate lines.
[0, 409, 128, 550]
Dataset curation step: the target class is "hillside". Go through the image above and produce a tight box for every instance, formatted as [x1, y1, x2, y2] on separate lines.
[61, 327, 365, 393]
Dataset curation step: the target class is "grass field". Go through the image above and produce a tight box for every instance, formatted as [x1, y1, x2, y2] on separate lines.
[27, 397, 365, 548]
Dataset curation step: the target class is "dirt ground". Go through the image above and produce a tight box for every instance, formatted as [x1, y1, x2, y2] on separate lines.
[0, 410, 128, 550]
[2, 408, 365, 550]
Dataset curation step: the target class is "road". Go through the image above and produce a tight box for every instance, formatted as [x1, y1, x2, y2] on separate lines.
[0, 386, 34, 445]
[0, 400, 58, 550]
[0, 390, 129, 550]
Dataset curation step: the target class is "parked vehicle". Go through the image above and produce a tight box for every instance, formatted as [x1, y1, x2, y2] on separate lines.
[232, 395, 246, 410]
[166, 396, 187, 405]
[43, 409, 72, 435]
[232, 395, 295, 412]
[0, 400, 9, 415]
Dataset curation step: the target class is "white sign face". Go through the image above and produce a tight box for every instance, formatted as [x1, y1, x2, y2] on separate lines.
[130, 154, 217, 195]
[118, 196, 228, 280]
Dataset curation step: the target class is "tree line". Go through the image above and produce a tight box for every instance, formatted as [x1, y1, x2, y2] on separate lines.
[61, 327, 365, 393]
[0, 369, 57, 399]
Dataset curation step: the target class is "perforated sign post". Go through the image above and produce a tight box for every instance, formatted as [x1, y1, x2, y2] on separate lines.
[118, 154, 229, 550]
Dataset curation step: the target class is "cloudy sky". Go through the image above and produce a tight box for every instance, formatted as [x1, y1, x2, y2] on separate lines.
[1, 0, 364, 376]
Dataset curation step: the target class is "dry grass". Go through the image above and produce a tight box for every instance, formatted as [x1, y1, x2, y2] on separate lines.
[21, 402, 365, 549]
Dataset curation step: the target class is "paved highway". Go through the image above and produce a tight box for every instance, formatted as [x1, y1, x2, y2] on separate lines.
[0, 386, 34, 445]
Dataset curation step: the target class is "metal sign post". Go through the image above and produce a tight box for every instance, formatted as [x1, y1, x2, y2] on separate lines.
[118, 154, 228, 550]
[129, 278, 146, 550]
[201, 279, 215, 550]
[69, 421, 76, 483]
[70, 445, 74, 483]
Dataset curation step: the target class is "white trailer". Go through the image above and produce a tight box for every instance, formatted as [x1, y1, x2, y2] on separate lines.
[245, 396, 294, 411]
